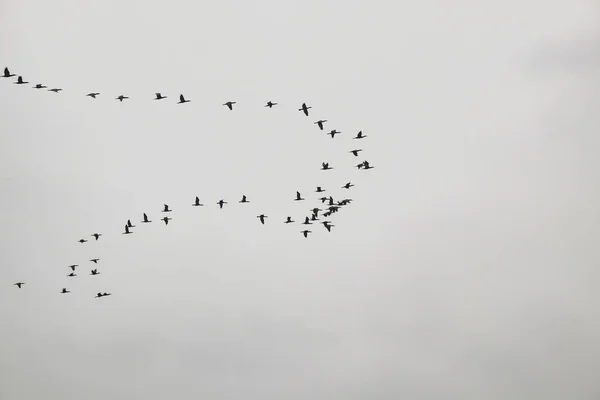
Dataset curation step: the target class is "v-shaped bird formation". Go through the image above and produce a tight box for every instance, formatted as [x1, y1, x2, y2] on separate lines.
[3, 66, 376, 298]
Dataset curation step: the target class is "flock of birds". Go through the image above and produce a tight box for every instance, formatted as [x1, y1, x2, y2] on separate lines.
[4, 66, 376, 298]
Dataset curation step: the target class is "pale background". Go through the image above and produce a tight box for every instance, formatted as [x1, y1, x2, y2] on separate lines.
[1, 0, 599, 399]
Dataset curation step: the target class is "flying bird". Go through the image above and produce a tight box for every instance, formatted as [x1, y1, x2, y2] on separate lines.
[123, 225, 132, 235]
[257, 214, 268, 224]
[193, 197, 203, 207]
[323, 222, 334, 232]
[14, 76, 29, 84]
[342, 182, 354, 189]
[362, 160, 374, 170]
[353, 131, 367, 139]
[61, 288, 70, 294]
[302, 217, 312, 225]
[178, 94, 190, 104]
[3, 67, 15, 78]
[314, 120, 327, 130]
[315, 186, 325, 193]
[239, 195, 249, 203]
[349, 149, 363, 156]
[321, 162, 333, 170]
[217, 199, 227, 209]
[68, 264, 78, 271]
[34, 83, 47, 89]
[90, 269, 100, 276]
[96, 292, 111, 298]
[48, 88, 63, 93]
[127, 219, 136, 228]
[284, 217, 294, 224]
[301, 230, 312, 238]
[155, 93, 167, 100]
[90, 258, 100, 264]
[298, 102, 311, 116]
[116, 95, 129, 102]
[14, 282, 25, 288]
[92, 233, 102, 240]
[163, 204, 172, 212]
[295, 191, 305, 201]
[161, 216, 172, 225]
[78, 239, 87, 243]
[223, 101, 236, 110]
[327, 129, 341, 138]
[265, 101, 278, 108]
[142, 213, 151, 223]
[67, 272, 77, 277]
[86, 92, 100, 98]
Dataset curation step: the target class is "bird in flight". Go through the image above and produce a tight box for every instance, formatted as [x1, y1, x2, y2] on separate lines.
[92, 233, 102, 240]
[155, 93, 167, 100]
[116, 95, 129, 102]
[349, 149, 363, 156]
[327, 129, 341, 138]
[295, 191, 305, 201]
[314, 120, 327, 130]
[90, 269, 100, 276]
[239, 195, 249, 203]
[123, 225, 133, 235]
[302, 217, 312, 225]
[3, 67, 15, 78]
[353, 131, 367, 139]
[61, 288, 70, 294]
[96, 292, 111, 298]
[14, 282, 25, 288]
[321, 162, 333, 170]
[142, 213, 151, 223]
[298, 102, 311, 116]
[284, 216, 294, 224]
[15, 76, 29, 85]
[163, 204, 172, 212]
[178, 94, 190, 104]
[86, 92, 100, 98]
[223, 101, 236, 110]
[322, 221, 334, 232]
[362, 160, 374, 170]
[315, 186, 325, 193]
[193, 197, 203, 207]
[301, 230, 312, 238]
[161, 216, 172, 225]
[265, 101, 278, 108]
[342, 182, 354, 189]
[78, 238, 87, 243]
[127, 219, 136, 228]
[257, 214, 268, 224]
[217, 199, 227, 209]
[68, 264, 78, 271]
[90, 258, 100, 264]
[34, 83, 47, 89]
[48, 88, 63, 93]
[67, 272, 77, 277]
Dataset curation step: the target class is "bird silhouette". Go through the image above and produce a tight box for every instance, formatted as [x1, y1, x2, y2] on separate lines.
[116, 95, 129, 102]
[155, 93, 167, 100]
[301, 230, 312, 238]
[14, 282, 25, 288]
[321, 162, 333, 170]
[78, 239, 87, 243]
[362, 160, 374, 170]
[239, 195, 249, 203]
[86, 92, 100, 98]
[48, 88, 62, 93]
[163, 204, 172, 212]
[349, 149, 363, 156]
[92, 233, 102, 240]
[217, 199, 227, 209]
[34, 83, 47, 89]
[15, 76, 28, 84]
[142, 213, 152, 223]
[314, 120, 327, 130]
[61, 288, 70, 294]
[127, 219, 136, 228]
[342, 182, 354, 189]
[178, 94, 190, 104]
[302, 217, 312, 225]
[67, 272, 77, 277]
[322, 222, 334, 232]
[161, 216, 172, 225]
[90, 269, 100, 276]
[298, 103, 311, 116]
[284, 217, 295, 224]
[3, 67, 15, 78]
[123, 225, 132, 235]
[90, 258, 100, 264]
[96, 292, 111, 298]
[223, 101, 236, 110]
[257, 214, 268, 224]
[327, 129, 341, 138]
[295, 191, 305, 201]
[193, 197, 203, 207]
[315, 186, 325, 193]
[265, 101, 278, 108]
[68, 264, 78, 271]
[353, 131, 366, 139]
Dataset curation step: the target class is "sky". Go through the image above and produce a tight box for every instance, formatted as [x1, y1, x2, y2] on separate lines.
[1, 0, 599, 398]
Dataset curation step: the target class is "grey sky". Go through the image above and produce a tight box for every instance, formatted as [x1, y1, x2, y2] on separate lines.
[1, 0, 599, 398]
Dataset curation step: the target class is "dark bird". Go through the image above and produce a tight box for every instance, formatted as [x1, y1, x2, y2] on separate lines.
[116, 95, 129, 102]
[90, 259, 100, 264]
[14, 76, 28, 84]
[163, 204, 172, 212]
[302, 217, 312, 225]
[323, 222, 334, 232]
[239, 195, 249, 203]
[362, 160, 374, 170]
[353, 131, 367, 139]
[67, 272, 77, 277]
[92, 233, 102, 240]
[155, 92, 167, 100]
[223, 101, 236, 110]
[301, 230, 312, 238]
[342, 182, 354, 189]
[127, 219, 136, 228]
[310, 214, 319, 222]
[96, 292, 111, 298]
[319, 197, 328, 203]
[314, 120, 327, 130]
[349, 149, 363, 156]
[61, 288, 70, 294]
[265, 101, 278, 108]
[142, 213, 151, 223]
[356, 162, 365, 169]
[327, 129, 341, 138]
[321, 162, 333, 170]
[178, 94, 190, 104]
[285, 216, 294, 224]
[68, 264, 78, 271]
[193, 197, 203, 207]
[257, 214, 267, 224]
[86, 92, 100, 98]
[34, 83, 47, 89]
[3, 67, 15, 78]
[298, 102, 311, 116]
[48, 88, 63, 93]
[123, 225, 132, 235]
[295, 191, 305, 201]
[315, 186, 325, 193]
[161, 216, 172, 225]
[90, 269, 100, 276]
[78, 239, 87, 243]
[311, 207, 322, 217]
[14, 282, 25, 288]
[217, 199, 227, 209]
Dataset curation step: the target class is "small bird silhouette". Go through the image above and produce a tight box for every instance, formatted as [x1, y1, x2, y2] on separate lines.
[315, 186, 326, 193]
[155, 93, 167, 100]
[295, 191, 305, 201]
[78, 239, 87, 243]
[48, 88, 63, 93]
[301, 230, 312, 238]
[161, 216, 172, 225]
[96, 292, 111, 298]
[298, 102, 312, 116]
[61, 288, 70, 294]
[3, 67, 16, 78]
[123, 225, 132, 235]
[321, 162, 333, 170]
[163, 204, 172, 212]
[86, 92, 100, 98]
[257, 214, 268, 224]
[239, 195, 249, 203]
[90, 269, 100, 276]
[353, 131, 367, 139]
[68, 264, 78, 271]
[265, 101, 278, 108]
[116, 95, 129, 102]
[14, 76, 29, 84]
[67, 272, 77, 277]
[314, 120, 327, 130]
[178, 94, 190, 104]
[327, 129, 341, 138]
[342, 182, 354, 189]
[127, 219, 136, 228]
[142, 213, 151, 223]
[14, 282, 25, 288]
[284, 217, 295, 224]
[92, 233, 102, 240]
[34, 83, 47, 89]
[193, 197, 203, 207]
[349, 149, 363, 156]
[217, 199, 227, 209]
[302, 217, 312, 225]
[223, 101, 236, 110]
[90, 258, 100, 264]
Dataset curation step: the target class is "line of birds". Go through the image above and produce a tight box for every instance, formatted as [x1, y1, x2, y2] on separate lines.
[4, 66, 376, 297]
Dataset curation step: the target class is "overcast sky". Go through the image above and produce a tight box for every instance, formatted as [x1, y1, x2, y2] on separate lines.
[1, 0, 599, 399]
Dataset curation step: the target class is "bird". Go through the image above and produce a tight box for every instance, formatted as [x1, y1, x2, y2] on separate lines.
[239, 195, 249, 203]
[61, 288, 70, 294]
[3, 67, 15, 78]
[178, 94, 190, 104]
[284, 217, 294, 224]
[90, 269, 100, 276]
[90, 258, 100, 264]
[78, 239, 87, 243]
[48, 88, 62, 93]
[92, 233, 102, 240]
[217, 199, 227, 209]
[302, 217, 312, 225]
[349, 149, 363, 156]
[257, 214, 267, 224]
[86, 92, 100, 98]
[342, 182, 354, 189]
[353, 131, 367, 139]
[223, 101, 236, 110]
[314, 120, 327, 130]
[321, 162, 333, 170]
[315, 186, 325, 193]
[295, 191, 305, 201]
[323, 222, 334, 232]
[68, 264, 78, 271]
[301, 230, 312, 238]
[155, 93, 167, 100]
[299, 103, 311, 116]
[310, 214, 320, 222]
[327, 129, 341, 138]
[362, 160, 374, 170]
[123, 225, 132, 235]
[14, 282, 25, 288]
[161, 216, 172, 225]
[116, 95, 129, 102]
[67, 272, 77, 277]
[14, 76, 28, 84]
[163, 204, 172, 212]
[33, 83, 47, 89]
[319, 196, 328, 203]
[311, 207, 322, 217]
[356, 162, 365, 169]
[96, 292, 111, 298]
[193, 197, 203, 207]
[142, 213, 151, 223]
[265, 101, 278, 108]
[127, 219, 136, 228]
